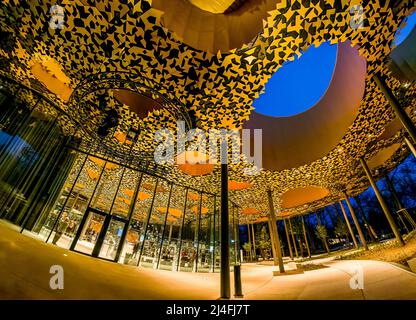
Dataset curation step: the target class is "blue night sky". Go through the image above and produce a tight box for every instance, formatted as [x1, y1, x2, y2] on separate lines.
[393, 10, 416, 47]
[253, 41, 338, 117]
[253, 11, 416, 118]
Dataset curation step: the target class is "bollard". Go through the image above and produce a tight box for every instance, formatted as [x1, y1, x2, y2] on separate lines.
[234, 265, 243, 298]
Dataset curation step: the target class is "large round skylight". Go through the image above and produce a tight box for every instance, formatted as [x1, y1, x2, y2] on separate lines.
[253, 42, 338, 117]
[392, 10, 416, 47]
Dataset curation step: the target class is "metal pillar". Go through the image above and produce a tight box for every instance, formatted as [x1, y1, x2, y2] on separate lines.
[385, 174, 416, 233]
[343, 192, 368, 250]
[234, 208, 241, 265]
[374, 73, 416, 144]
[156, 184, 174, 269]
[284, 219, 293, 259]
[360, 157, 404, 246]
[193, 192, 203, 273]
[354, 196, 377, 242]
[288, 218, 298, 258]
[268, 220, 277, 261]
[251, 223, 257, 260]
[211, 196, 217, 273]
[176, 188, 188, 272]
[246, 223, 252, 262]
[220, 163, 230, 299]
[404, 135, 416, 158]
[267, 190, 284, 273]
[339, 201, 358, 248]
[301, 216, 311, 258]
[385, 174, 405, 211]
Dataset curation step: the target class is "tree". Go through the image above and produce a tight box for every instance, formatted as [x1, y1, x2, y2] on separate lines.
[334, 218, 349, 241]
[255, 226, 272, 260]
[291, 219, 304, 257]
[242, 242, 252, 262]
[315, 225, 330, 253]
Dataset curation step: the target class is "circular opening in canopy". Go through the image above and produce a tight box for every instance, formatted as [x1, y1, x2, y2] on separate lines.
[253, 42, 338, 117]
[392, 10, 416, 47]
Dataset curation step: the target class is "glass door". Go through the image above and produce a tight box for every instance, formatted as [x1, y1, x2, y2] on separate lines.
[73, 207, 127, 261]
[74, 208, 106, 255]
[98, 217, 126, 260]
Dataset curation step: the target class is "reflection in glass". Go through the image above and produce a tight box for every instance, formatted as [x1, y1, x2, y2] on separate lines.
[74, 211, 105, 255]
[99, 219, 125, 260]
[0, 84, 241, 274]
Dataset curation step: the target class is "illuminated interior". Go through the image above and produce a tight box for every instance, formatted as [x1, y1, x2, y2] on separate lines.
[0, 1, 415, 283]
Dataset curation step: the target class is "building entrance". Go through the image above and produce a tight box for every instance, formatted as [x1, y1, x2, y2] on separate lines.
[73, 207, 127, 261]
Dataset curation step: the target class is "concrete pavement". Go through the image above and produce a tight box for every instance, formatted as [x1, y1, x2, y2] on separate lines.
[1, 220, 415, 300]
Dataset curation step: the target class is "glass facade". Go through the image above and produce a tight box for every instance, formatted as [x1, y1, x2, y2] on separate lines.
[0, 82, 240, 273]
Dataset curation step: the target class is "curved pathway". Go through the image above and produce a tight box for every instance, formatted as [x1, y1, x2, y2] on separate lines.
[1, 221, 415, 299]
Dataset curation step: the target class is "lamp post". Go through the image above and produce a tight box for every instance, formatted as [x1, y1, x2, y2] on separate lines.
[220, 162, 230, 299]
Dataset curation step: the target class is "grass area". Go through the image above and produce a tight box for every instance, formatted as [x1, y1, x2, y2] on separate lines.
[251, 231, 416, 270]
[336, 231, 416, 268]
[296, 247, 358, 263]
[297, 263, 329, 271]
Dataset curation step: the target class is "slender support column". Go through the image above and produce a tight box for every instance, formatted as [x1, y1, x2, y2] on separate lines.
[284, 219, 293, 259]
[385, 174, 405, 211]
[301, 217, 311, 258]
[268, 220, 277, 261]
[211, 196, 216, 272]
[339, 201, 358, 248]
[220, 163, 230, 299]
[193, 192, 203, 272]
[246, 223, 252, 262]
[297, 233, 304, 257]
[404, 136, 416, 158]
[360, 157, 404, 246]
[306, 216, 316, 252]
[374, 73, 416, 144]
[251, 223, 257, 260]
[343, 193, 368, 250]
[176, 188, 188, 272]
[354, 196, 377, 242]
[156, 183, 174, 269]
[234, 210, 241, 265]
[385, 175, 416, 233]
[334, 204, 351, 241]
[289, 219, 298, 258]
[267, 190, 284, 273]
